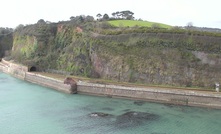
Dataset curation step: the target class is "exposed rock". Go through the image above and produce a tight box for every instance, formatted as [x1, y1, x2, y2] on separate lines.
[64, 77, 77, 93]
[89, 112, 113, 117]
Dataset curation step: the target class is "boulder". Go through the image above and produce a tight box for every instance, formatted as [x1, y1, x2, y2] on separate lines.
[64, 77, 77, 93]
[89, 112, 113, 118]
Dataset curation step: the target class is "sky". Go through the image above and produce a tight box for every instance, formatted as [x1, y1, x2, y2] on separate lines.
[1, 0, 221, 29]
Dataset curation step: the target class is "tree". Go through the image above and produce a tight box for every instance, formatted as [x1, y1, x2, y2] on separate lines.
[79, 15, 85, 23]
[96, 13, 102, 20]
[69, 15, 85, 23]
[70, 16, 75, 20]
[120, 10, 134, 20]
[126, 15, 134, 20]
[0, 27, 13, 35]
[37, 19, 46, 25]
[15, 24, 24, 31]
[112, 10, 134, 20]
[111, 12, 116, 19]
[85, 15, 94, 22]
[103, 14, 109, 20]
[116, 11, 120, 18]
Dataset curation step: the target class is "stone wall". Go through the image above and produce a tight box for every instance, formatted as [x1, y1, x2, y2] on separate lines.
[25, 72, 74, 93]
[0, 62, 7, 73]
[1, 59, 28, 79]
[1, 60, 221, 109]
[77, 82, 221, 109]
[0, 59, 73, 93]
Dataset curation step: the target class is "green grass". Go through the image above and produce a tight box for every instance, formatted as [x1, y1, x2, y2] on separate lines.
[108, 20, 172, 28]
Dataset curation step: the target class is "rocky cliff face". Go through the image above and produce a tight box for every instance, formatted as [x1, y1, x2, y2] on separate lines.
[9, 21, 221, 89]
[0, 33, 13, 58]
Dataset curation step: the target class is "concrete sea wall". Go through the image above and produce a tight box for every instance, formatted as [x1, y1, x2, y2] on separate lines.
[77, 82, 221, 108]
[0, 59, 74, 93]
[25, 72, 74, 94]
[0, 59, 221, 109]
[1, 59, 27, 79]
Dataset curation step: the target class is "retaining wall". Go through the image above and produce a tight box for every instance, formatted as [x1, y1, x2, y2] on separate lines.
[0, 59, 27, 79]
[77, 82, 221, 109]
[0, 59, 73, 93]
[1, 60, 221, 108]
[25, 72, 74, 93]
[0, 63, 7, 73]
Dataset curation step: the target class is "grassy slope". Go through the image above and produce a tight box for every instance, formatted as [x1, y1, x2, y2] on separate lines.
[108, 20, 172, 28]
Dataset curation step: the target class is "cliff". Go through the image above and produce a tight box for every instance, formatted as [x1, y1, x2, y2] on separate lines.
[5, 20, 221, 89]
[0, 28, 13, 57]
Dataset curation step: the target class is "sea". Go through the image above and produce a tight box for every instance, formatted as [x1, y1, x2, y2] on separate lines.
[0, 72, 221, 134]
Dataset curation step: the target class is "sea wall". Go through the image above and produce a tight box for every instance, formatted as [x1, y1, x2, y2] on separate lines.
[25, 72, 74, 94]
[77, 82, 221, 109]
[0, 59, 28, 79]
[0, 62, 8, 73]
[1, 59, 221, 109]
[0, 59, 74, 93]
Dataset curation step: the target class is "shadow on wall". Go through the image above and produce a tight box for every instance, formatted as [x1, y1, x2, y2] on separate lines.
[29, 66, 37, 72]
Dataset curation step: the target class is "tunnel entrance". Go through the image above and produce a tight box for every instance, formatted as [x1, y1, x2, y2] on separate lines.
[29, 66, 37, 72]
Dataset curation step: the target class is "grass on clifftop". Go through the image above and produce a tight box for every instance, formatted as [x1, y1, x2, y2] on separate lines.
[108, 20, 172, 28]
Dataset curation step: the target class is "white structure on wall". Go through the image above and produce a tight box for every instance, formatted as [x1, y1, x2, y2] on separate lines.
[215, 83, 220, 92]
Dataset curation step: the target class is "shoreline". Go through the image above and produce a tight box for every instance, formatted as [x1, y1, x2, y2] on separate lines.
[0, 59, 221, 109]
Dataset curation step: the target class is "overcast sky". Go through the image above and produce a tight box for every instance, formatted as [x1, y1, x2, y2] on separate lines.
[1, 0, 221, 28]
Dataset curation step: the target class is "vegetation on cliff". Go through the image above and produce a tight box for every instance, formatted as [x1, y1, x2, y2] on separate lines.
[0, 28, 13, 57]
[1, 15, 221, 89]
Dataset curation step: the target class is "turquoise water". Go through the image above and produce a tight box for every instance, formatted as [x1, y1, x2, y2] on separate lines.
[0, 73, 221, 134]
